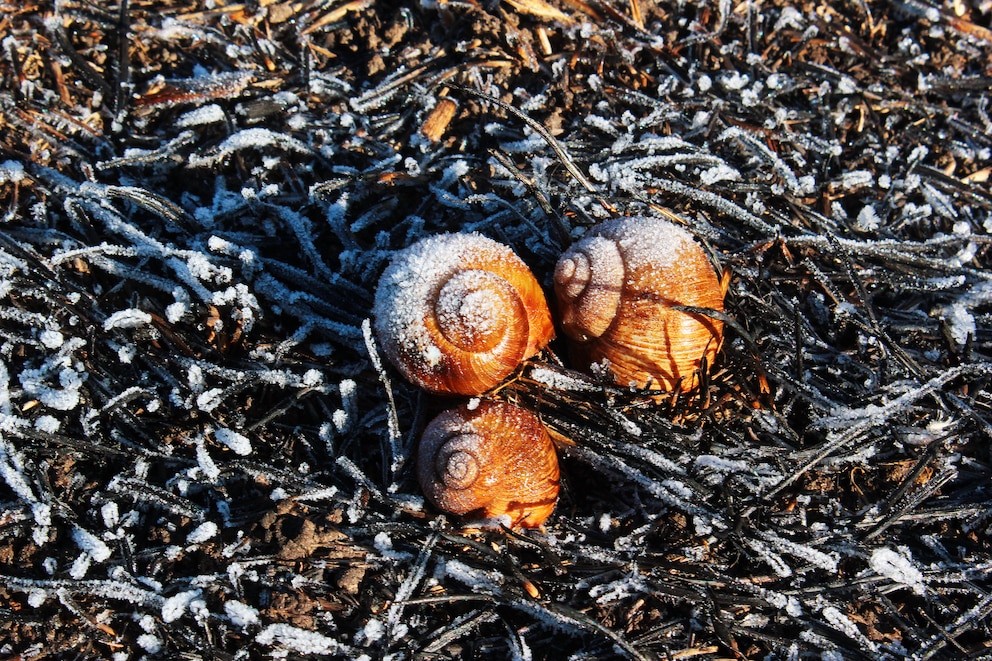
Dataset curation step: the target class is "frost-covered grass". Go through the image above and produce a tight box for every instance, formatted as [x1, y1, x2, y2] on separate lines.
[0, 0, 990, 659]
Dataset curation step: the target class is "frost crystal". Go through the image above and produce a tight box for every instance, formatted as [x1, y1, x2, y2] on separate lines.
[34, 415, 59, 433]
[101, 502, 119, 529]
[700, 164, 742, 185]
[529, 366, 598, 392]
[137, 634, 163, 654]
[195, 441, 221, 481]
[215, 428, 253, 456]
[0, 159, 25, 183]
[176, 104, 226, 128]
[162, 590, 203, 623]
[188, 128, 311, 168]
[39, 330, 64, 349]
[870, 547, 926, 595]
[256, 623, 349, 654]
[31, 502, 51, 545]
[196, 388, 225, 412]
[72, 527, 112, 563]
[719, 71, 750, 91]
[359, 618, 385, 645]
[941, 303, 976, 347]
[225, 600, 260, 628]
[186, 521, 219, 545]
[103, 308, 152, 330]
[855, 205, 880, 232]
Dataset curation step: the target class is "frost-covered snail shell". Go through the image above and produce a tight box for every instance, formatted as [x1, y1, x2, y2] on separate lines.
[416, 400, 560, 528]
[554, 216, 725, 393]
[373, 233, 554, 396]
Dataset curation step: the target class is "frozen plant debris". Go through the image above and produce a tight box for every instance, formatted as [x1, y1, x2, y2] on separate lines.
[162, 590, 205, 624]
[214, 428, 253, 456]
[187, 128, 312, 168]
[0, 1, 990, 659]
[255, 624, 351, 655]
[71, 527, 112, 564]
[224, 600, 260, 629]
[869, 547, 927, 595]
[186, 521, 219, 545]
[103, 308, 152, 330]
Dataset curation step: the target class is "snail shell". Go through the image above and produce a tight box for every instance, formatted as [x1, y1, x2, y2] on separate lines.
[416, 400, 560, 528]
[554, 216, 724, 393]
[373, 233, 554, 396]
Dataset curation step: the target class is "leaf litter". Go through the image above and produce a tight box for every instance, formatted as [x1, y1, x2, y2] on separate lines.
[0, 0, 991, 658]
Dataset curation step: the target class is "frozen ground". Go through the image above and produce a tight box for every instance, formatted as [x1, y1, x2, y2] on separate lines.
[0, 0, 990, 658]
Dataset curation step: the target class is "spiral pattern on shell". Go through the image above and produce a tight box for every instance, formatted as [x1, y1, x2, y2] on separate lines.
[554, 216, 725, 393]
[416, 400, 560, 528]
[434, 433, 482, 490]
[373, 233, 555, 396]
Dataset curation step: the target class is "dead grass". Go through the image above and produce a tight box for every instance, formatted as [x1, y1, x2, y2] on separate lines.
[0, 0, 990, 658]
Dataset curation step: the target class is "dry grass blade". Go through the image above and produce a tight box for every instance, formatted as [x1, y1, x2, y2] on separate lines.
[503, 0, 574, 22]
[446, 83, 602, 197]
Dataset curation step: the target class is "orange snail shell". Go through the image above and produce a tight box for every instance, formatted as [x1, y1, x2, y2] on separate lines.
[553, 216, 725, 393]
[373, 233, 554, 396]
[416, 400, 560, 528]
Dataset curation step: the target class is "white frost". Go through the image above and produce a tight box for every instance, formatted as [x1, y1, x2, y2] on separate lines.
[196, 388, 225, 412]
[945, 303, 976, 347]
[176, 104, 226, 128]
[188, 128, 312, 168]
[137, 634, 163, 654]
[34, 415, 59, 433]
[699, 164, 741, 185]
[0, 433, 36, 502]
[20, 365, 84, 411]
[529, 366, 598, 392]
[719, 71, 750, 91]
[103, 308, 152, 331]
[195, 441, 221, 481]
[39, 330, 64, 349]
[774, 6, 806, 30]
[359, 618, 386, 645]
[855, 205, 881, 232]
[101, 501, 120, 529]
[332, 409, 348, 432]
[215, 428, 252, 456]
[31, 502, 51, 545]
[72, 526, 112, 562]
[162, 589, 203, 623]
[224, 600, 260, 628]
[0, 159, 25, 183]
[869, 547, 926, 595]
[186, 521, 219, 545]
[837, 169, 874, 190]
[255, 623, 347, 654]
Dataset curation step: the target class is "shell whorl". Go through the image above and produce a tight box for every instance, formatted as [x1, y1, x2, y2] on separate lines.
[433, 269, 517, 353]
[373, 233, 554, 396]
[416, 401, 560, 528]
[434, 433, 483, 490]
[554, 235, 624, 341]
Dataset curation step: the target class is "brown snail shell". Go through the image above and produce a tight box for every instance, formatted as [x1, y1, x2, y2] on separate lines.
[554, 216, 724, 393]
[373, 233, 554, 396]
[416, 400, 560, 528]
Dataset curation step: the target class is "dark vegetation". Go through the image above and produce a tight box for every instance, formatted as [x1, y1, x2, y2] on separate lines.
[0, 0, 990, 658]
